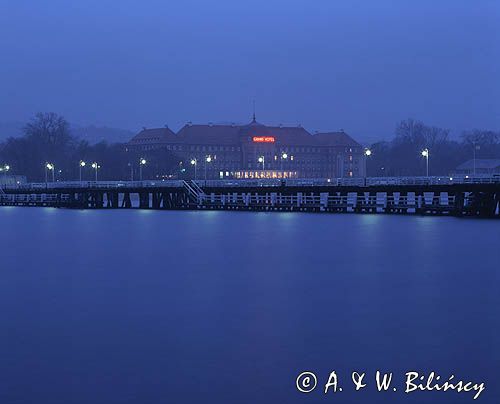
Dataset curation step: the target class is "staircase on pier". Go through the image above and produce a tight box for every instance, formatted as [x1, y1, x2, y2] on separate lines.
[182, 180, 206, 205]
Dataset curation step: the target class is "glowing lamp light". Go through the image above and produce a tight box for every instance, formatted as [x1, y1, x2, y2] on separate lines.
[91, 162, 98, 169]
[4, 165, 10, 171]
[206, 156, 212, 163]
[421, 149, 429, 157]
[140, 158, 147, 165]
[80, 161, 86, 167]
[364, 149, 372, 156]
[282, 153, 288, 159]
[46, 163, 54, 170]
[190, 159, 197, 165]
[258, 156, 264, 163]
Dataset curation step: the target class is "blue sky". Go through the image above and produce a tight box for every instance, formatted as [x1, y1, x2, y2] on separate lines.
[0, 0, 498, 142]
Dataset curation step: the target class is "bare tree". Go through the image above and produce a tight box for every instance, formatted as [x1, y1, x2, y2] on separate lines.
[395, 118, 449, 148]
[462, 129, 499, 146]
[461, 129, 500, 159]
[24, 112, 73, 148]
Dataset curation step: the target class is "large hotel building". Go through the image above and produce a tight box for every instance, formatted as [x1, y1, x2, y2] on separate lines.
[127, 116, 366, 179]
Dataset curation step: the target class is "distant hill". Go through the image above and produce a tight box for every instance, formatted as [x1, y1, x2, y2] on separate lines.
[71, 125, 135, 145]
[0, 121, 135, 145]
[0, 121, 24, 140]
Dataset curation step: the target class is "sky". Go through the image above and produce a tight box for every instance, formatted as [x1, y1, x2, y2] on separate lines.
[0, 0, 498, 142]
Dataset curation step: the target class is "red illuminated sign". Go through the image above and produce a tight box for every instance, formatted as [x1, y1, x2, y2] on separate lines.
[252, 136, 275, 143]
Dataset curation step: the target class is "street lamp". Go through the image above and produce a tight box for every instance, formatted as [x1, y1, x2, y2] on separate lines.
[190, 158, 198, 180]
[127, 163, 134, 181]
[46, 163, 55, 183]
[472, 142, 481, 176]
[139, 158, 147, 181]
[0, 165, 10, 184]
[91, 162, 100, 182]
[364, 148, 372, 179]
[258, 155, 265, 171]
[421, 148, 430, 177]
[79, 161, 86, 182]
[204, 155, 212, 180]
[280, 152, 288, 171]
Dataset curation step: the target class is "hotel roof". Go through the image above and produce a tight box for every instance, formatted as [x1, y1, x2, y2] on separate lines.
[128, 127, 178, 145]
[128, 119, 361, 148]
[314, 131, 361, 147]
[177, 124, 241, 145]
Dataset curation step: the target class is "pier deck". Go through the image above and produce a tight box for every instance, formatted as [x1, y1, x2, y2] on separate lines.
[1, 176, 499, 218]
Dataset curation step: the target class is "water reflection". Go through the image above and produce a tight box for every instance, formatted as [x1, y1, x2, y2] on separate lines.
[0, 209, 498, 404]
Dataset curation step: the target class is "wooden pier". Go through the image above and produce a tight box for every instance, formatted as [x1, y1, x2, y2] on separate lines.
[1, 177, 499, 218]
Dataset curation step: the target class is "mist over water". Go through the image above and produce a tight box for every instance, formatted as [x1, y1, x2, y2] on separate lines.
[0, 208, 498, 403]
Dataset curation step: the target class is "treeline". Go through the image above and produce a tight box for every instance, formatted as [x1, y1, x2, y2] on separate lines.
[366, 119, 500, 176]
[0, 113, 180, 182]
[0, 113, 499, 181]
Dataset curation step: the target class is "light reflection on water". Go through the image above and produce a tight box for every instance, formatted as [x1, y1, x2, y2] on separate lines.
[0, 208, 498, 404]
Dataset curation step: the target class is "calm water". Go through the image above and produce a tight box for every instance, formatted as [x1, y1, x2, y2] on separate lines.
[0, 208, 498, 404]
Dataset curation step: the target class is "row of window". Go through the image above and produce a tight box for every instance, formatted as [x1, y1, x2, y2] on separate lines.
[137, 144, 361, 154]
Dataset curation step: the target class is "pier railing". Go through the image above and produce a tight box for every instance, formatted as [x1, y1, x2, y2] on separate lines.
[1, 175, 499, 191]
[1, 180, 185, 190]
[198, 175, 500, 188]
[1, 175, 498, 217]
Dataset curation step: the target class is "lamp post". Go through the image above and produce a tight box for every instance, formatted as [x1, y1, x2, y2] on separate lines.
[364, 148, 372, 178]
[0, 165, 7, 190]
[421, 148, 429, 177]
[91, 162, 99, 182]
[258, 155, 265, 171]
[190, 158, 197, 180]
[79, 161, 86, 182]
[473, 142, 476, 176]
[204, 155, 212, 181]
[280, 152, 288, 172]
[46, 163, 55, 183]
[127, 163, 133, 181]
[139, 158, 147, 181]
[472, 142, 480, 176]
[0, 165, 10, 184]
